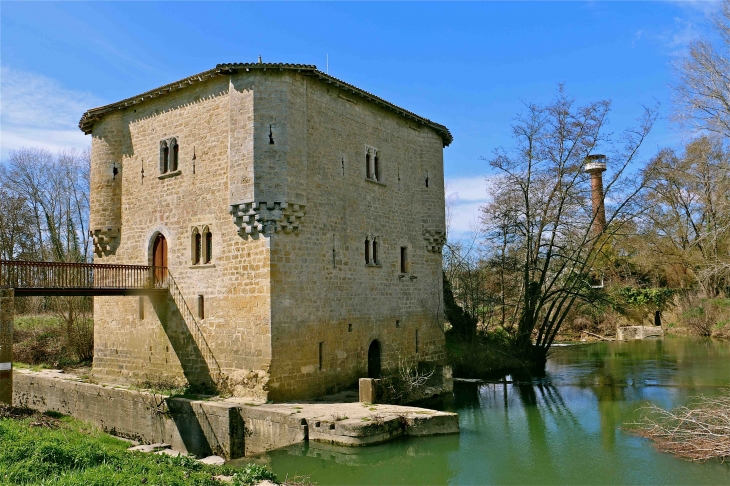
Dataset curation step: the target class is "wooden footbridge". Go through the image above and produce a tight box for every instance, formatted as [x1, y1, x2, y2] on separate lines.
[0, 260, 169, 297]
[0, 260, 222, 404]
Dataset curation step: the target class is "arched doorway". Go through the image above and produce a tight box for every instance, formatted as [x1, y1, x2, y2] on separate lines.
[152, 233, 167, 286]
[368, 340, 381, 378]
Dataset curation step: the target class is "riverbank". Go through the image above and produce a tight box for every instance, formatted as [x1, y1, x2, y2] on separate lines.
[11, 368, 459, 458]
[0, 404, 279, 485]
[259, 337, 730, 485]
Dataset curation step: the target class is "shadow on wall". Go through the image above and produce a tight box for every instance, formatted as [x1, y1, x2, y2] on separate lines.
[150, 293, 217, 391]
[150, 293, 225, 455]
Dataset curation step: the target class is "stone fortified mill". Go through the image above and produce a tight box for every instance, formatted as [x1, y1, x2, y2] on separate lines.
[79, 61, 452, 401]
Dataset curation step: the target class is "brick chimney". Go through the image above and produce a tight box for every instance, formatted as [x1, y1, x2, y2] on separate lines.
[584, 154, 607, 236]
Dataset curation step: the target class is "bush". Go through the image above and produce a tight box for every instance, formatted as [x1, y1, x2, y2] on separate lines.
[629, 389, 730, 462]
[378, 357, 435, 405]
[233, 463, 279, 485]
[446, 331, 528, 379]
[678, 296, 730, 337]
[13, 314, 93, 368]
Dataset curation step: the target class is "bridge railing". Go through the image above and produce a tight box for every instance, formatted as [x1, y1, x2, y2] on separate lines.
[0, 260, 168, 291]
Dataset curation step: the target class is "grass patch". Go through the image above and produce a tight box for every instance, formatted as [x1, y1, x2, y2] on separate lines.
[0, 404, 280, 485]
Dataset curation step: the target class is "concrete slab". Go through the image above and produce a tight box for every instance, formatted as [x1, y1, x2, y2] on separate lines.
[198, 455, 226, 466]
[13, 369, 459, 457]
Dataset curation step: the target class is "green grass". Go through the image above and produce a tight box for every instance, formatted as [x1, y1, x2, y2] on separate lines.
[0, 406, 279, 486]
[13, 315, 65, 330]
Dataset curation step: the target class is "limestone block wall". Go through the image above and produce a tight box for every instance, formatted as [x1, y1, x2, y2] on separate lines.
[90, 112, 124, 256]
[91, 76, 273, 397]
[88, 68, 448, 402]
[263, 74, 447, 400]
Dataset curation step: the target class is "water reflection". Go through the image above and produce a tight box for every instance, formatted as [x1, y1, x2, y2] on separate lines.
[256, 338, 730, 485]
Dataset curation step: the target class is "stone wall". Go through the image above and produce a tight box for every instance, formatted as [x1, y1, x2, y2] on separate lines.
[90, 76, 272, 398]
[254, 72, 447, 400]
[88, 69, 447, 401]
[13, 371, 246, 459]
[0, 289, 12, 404]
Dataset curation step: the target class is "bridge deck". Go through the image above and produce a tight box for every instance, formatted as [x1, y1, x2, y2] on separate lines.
[0, 260, 169, 297]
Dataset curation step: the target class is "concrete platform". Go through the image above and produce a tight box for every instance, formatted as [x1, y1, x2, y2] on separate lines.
[11, 369, 459, 459]
[617, 326, 664, 341]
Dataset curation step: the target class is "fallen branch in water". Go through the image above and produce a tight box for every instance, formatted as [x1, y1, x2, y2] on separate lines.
[581, 331, 614, 341]
[628, 389, 730, 462]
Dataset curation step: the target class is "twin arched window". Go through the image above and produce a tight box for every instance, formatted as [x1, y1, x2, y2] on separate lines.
[366, 147, 380, 182]
[160, 138, 179, 174]
[365, 235, 380, 266]
[192, 226, 212, 265]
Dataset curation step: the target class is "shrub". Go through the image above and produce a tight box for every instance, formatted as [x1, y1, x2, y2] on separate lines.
[233, 463, 279, 485]
[13, 314, 94, 368]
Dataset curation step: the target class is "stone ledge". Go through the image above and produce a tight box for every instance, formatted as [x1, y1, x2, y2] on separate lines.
[158, 170, 182, 180]
[13, 369, 459, 457]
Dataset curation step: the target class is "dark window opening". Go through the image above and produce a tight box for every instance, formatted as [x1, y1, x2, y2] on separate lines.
[400, 247, 408, 273]
[372, 240, 378, 265]
[373, 156, 379, 181]
[348, 323, 353, 332]
[319, 342, 324, 371]
[395, 320, 400, 328]
[204, 228, 212, 264]
[193, 231, 202, 265]
[198, 295, 205, 319]
[139, 296, 144, 320]
[366, 153, 371, 179]
[171, 140, 179, 171]
[365, 239, 370, 264]
[160, 141, 169, 173]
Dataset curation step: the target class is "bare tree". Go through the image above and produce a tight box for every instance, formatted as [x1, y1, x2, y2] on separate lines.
[641, 136, 730, 297]
[1, 147, 93, 362]
[673, 0, 730, 137]
[480, 87, 656, 367]
[2, 147, 91, 262]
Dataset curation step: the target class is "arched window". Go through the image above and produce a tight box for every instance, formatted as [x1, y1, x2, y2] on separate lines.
[170, 138, 179, 172]
[203, 226, 212, 264]
[372, 238, 379, 265]
[160, 140, 169, 173]
[365, 147, 380, 182]
[365, 238, 371, 265]
[192, 228, 201, 265]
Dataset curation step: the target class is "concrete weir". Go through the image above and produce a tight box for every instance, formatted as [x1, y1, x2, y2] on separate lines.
[12, 370, 459, 459]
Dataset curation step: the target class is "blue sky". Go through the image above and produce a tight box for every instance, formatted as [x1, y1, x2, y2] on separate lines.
[0, 1, 721, 235]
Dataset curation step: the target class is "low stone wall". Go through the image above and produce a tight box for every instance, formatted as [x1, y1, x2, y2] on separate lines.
[13, 371, 246, 459]
[13, 369, 459, 458]
[617, 326, 664, 341]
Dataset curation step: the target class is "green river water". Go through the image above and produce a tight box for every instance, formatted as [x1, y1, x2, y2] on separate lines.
[256, 337, 730, 485]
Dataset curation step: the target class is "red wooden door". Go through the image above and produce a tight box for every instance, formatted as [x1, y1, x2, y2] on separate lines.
[152, 234, 167, 285]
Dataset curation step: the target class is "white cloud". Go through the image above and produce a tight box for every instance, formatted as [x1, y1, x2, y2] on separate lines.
[446, 176, 495, 238]
[1, 66, 98, 158]
[668, 0, 722, 18]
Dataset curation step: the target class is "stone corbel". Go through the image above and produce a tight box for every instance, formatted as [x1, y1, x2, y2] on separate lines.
[422, 228, 446, 253]
[91, 227, 120, 256]
[230, 201, 306, 239]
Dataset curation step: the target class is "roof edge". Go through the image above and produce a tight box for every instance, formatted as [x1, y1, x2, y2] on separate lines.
[78, 63, 453, 146]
